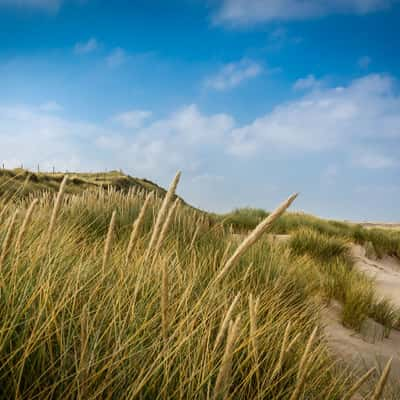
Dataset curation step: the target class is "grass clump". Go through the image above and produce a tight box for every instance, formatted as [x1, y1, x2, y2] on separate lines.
[289, 228, 349, 264]
[221, 208, 400, 259]
[350, 226, 400, 258]
[288, 229, 399, 333]
[341, 274, 375, 331]
[369, 299, 400, 337]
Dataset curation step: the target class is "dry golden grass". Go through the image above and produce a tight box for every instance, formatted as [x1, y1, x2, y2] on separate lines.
[0, 172, 395, 399]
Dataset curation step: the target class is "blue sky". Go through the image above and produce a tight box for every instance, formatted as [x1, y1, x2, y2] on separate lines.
[0, 0, 399, 221]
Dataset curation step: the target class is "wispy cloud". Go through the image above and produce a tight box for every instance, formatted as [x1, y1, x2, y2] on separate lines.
[267, 27, 303, 50]
[358, 55, 372, 69]
[74, 38, 99, 55]
[293, 74, 321, 91]
[353, 151, 398, 169]
[106, 47, 127, 68]
[112, 110, 152, 129]
[205, 58, 262, 91]
[0, 0, 63, 12]
[214, 0, 395, 26]
[39, 101, 63, 112]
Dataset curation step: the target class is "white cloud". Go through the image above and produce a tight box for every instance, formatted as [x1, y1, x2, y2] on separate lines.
[0, 104, 98, 171]
[0, 0, 63, 11]
[353, 151, 398, 168]
[2, 75, 399, 171]
[39, 101, 63, 112]
[0, 103, 234, 181]
[98, 104, 234, 176]
[1, 74, 399, 211]
[205, 59, 262, 91]
[229, 74, 400, 156]
[268, 27, 303, 49]
[358, 55, 372, 69]
[214, 0, 395, 25]
[2, 76, 399, 171]
[293, 74, 321, 91]
[112, 110, 152, 129]
[270, 27, 287, 42]
[106, 48, 126, 68]
[74, 38, 99, 55]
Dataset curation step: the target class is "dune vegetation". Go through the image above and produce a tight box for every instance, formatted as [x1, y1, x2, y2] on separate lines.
[220, 208, 400, 258]
[0, 168, 399, 399]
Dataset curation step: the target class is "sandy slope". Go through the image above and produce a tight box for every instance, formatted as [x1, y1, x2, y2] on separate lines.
[322, 244, 400, 387]
[322, 301, 400, 377]
[344, 221, 400, 231]
[361, 223, 400, 231]
[351, 244, 400, 309]
[234, 233, 400, 382]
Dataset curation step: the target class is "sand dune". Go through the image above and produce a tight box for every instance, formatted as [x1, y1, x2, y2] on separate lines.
[351, 244, 400, 309]
[323, 244, 400, 388]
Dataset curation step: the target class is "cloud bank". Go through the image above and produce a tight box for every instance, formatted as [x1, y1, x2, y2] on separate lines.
[0, 0, 63, 12]
[229, 74, 400, 157]
[214, 0, 395, 25]
[1, 74, 399, 211]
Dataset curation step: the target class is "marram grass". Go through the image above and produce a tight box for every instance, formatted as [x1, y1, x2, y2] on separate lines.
[0, 172, 394, 399]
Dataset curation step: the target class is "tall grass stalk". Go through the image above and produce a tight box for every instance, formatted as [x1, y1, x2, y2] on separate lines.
[125, 192, 153, 264]
[290, 326, 318, 400]
[161, 256, 169, 341]
[0, 209, 18, 271]
[14, 198, 38, 259]
[371, 357, 392, 400]
[343, 368, 376, 400]
[0, 202, 9, 224]
[213, 292, 241, 351]
[102, 210, 116, 273]
[249, 294, 260, 387]
[189, 225, 200, 250]
[215, 193, 298, 283]
[271, 320, 292, 381]
[153, 198, 179, 265]
[146, 171, 181, 257]
[213, 316, 241, 400]
[248, 294, 260, 362]
[46, 175, 67, 239]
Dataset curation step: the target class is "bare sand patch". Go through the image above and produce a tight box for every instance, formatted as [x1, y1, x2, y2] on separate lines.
[322, 301, 400, 378]
[361, 223, 400, 231]
[322, 245, 400, 395]
[351, 244, 400, 308]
